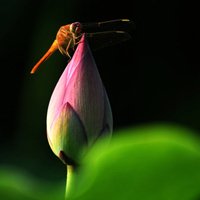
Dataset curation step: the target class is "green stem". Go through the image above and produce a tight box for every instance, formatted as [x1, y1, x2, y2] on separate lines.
[65, 165, 76, 199]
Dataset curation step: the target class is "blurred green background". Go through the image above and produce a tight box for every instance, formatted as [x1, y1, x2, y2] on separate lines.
[0, 0, 199, 199]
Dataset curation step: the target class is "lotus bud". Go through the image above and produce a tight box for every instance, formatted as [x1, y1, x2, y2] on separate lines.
[46, 34, 113, 165]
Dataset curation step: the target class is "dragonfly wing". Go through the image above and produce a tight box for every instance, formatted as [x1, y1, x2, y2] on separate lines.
[82, 19, 135, 33]
[85, 31, 132, 51]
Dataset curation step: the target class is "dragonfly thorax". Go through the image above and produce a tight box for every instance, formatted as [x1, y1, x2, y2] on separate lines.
[56, 24, 82, 57]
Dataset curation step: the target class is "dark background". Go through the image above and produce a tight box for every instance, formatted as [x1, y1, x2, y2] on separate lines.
[0, 0, 199, 181]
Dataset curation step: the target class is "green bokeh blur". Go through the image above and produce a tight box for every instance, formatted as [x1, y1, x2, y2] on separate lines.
[68, 124, 200, 200]
[1, 124, 200, 200]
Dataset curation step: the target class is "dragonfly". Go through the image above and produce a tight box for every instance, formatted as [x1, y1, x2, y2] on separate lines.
[30, 19, 134, 74]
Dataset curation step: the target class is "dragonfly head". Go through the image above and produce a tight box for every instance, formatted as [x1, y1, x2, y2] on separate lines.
[70, 22, 82, 35]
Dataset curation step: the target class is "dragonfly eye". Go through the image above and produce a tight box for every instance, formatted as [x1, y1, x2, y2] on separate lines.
[70, 22, 82, 34]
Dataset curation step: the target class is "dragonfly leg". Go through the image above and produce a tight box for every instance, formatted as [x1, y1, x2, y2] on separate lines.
[65, 38, 73, 58]
[72, 33, 83, 50]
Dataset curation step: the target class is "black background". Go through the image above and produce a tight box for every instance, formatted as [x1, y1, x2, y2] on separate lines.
[0, 0, 199, 180]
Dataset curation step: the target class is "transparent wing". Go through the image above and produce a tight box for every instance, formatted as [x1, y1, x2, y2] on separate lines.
[82, 19, 135, 33]
[85, 31, 132, 51]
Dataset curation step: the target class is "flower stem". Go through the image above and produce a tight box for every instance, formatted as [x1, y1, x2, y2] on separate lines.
[65, 165, 76, 199]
